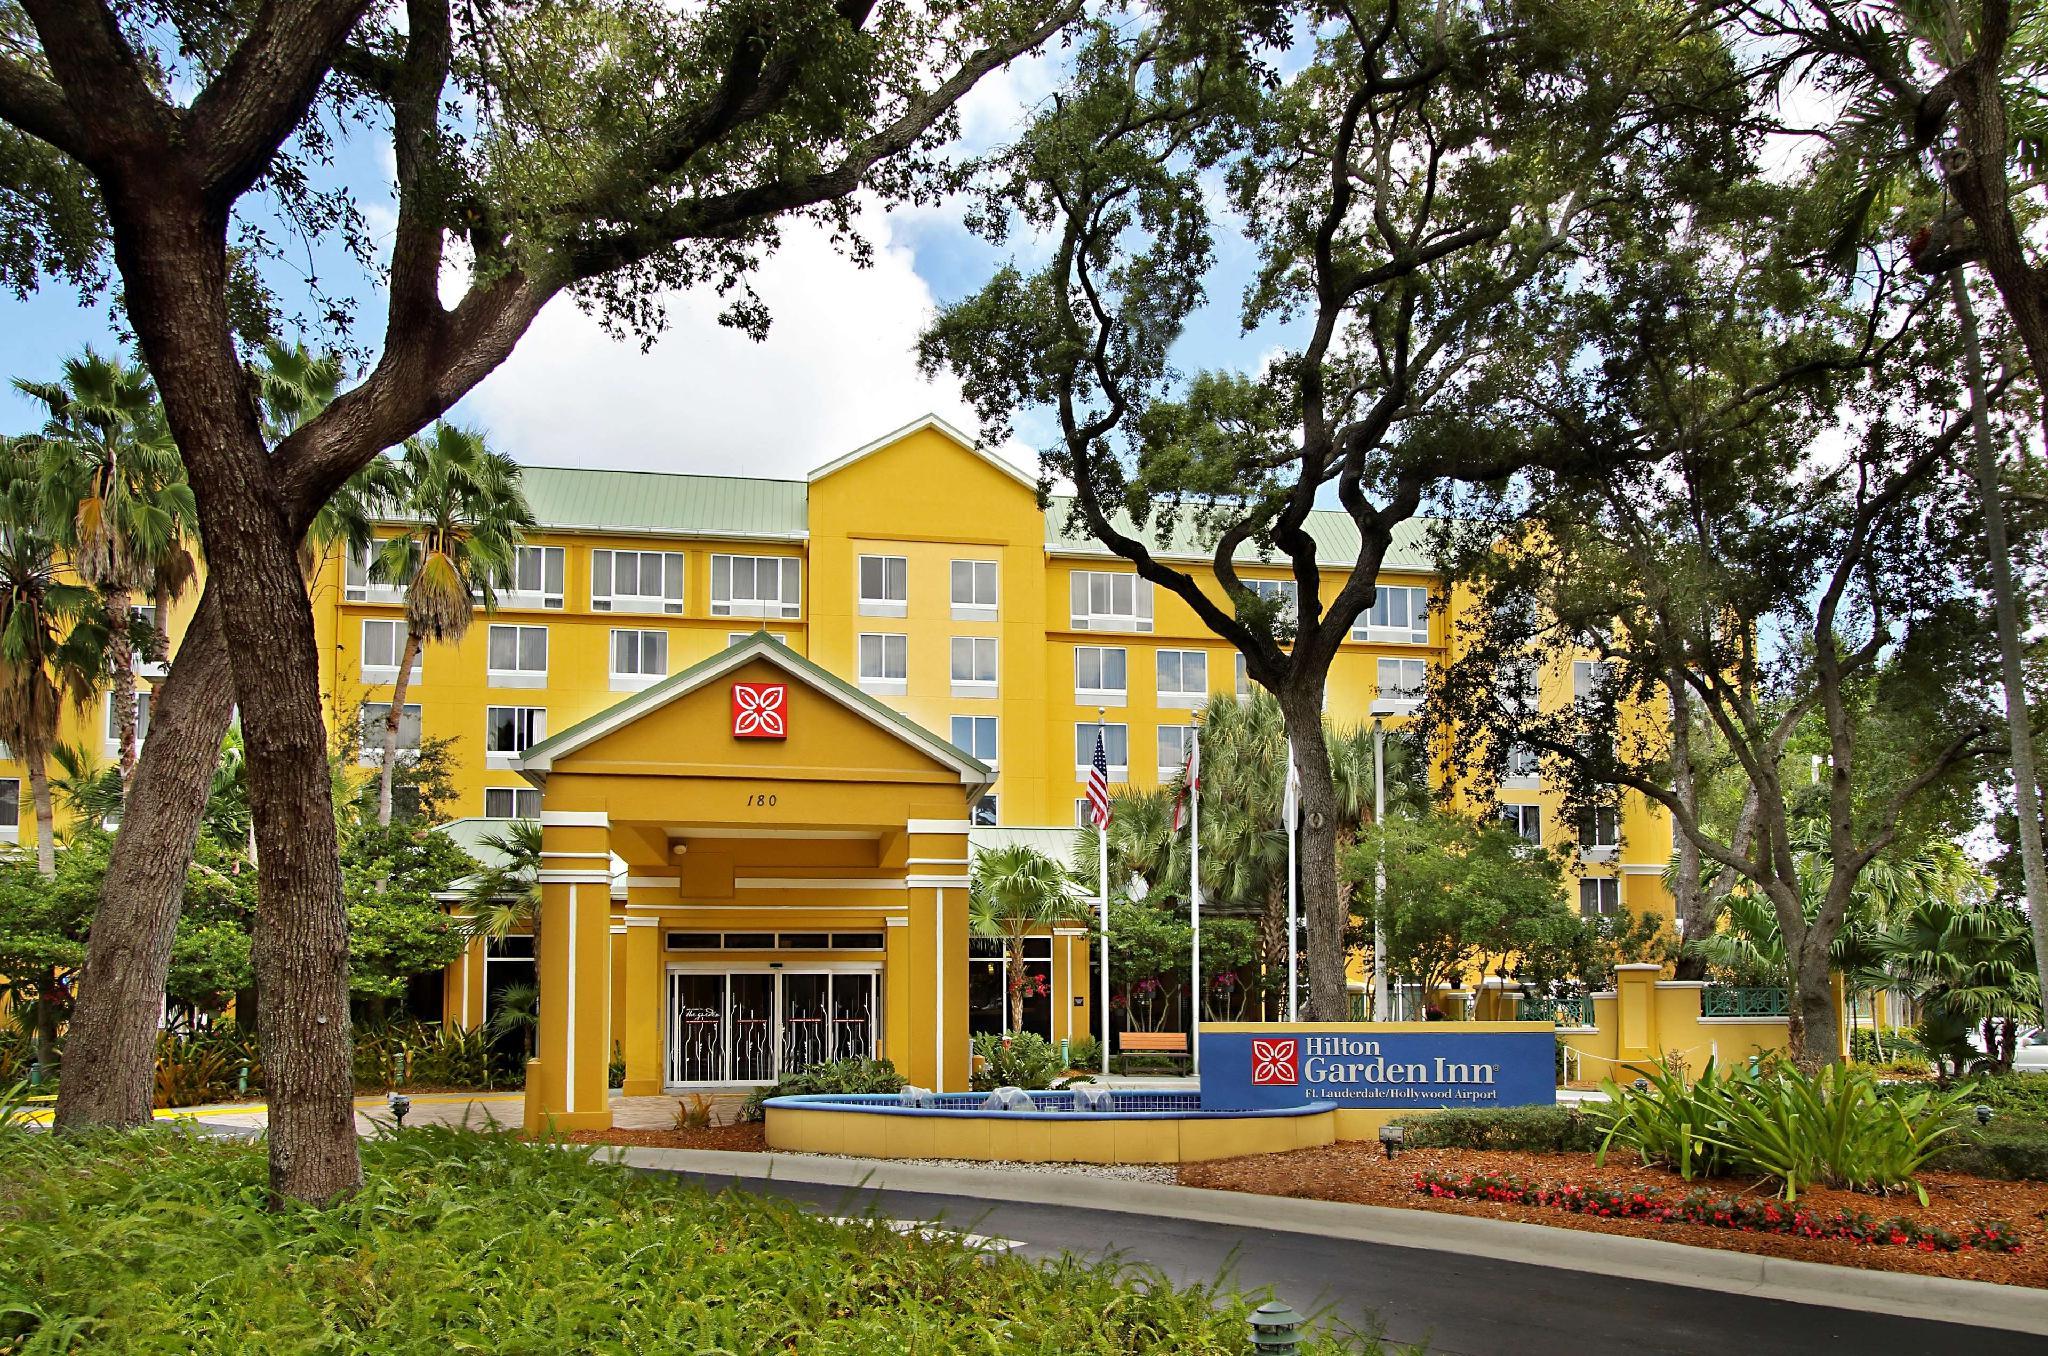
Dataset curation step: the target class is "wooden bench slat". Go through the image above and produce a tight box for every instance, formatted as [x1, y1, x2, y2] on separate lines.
[1117, 1032, 1189, 1052]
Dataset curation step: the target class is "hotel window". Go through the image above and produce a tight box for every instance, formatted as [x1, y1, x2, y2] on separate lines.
[1578, 806, 1620, 852]
[858, 554, 908, 617]
[1074, 721, 1129, 775]
[497, 545, 565, 609]
[343, 538, 406, 603]
[1074, 646, 1127, 702]
[728, 631, 788, 646]
[1156, 649, 1207, 708]
[857, 633, 908, 694]
[1244, 578, 1298, 627]
[951, 559, 999, 619]
[1573, 660, 1612, 702]
[0, 777, 17, 840]
[1374, 657, 1427, 710]
[1353, 584, 1430, 644]
[104, 692, 152, 754]
[1497, 803, 1542, 844]
[359, 702, 422, 757]
[1075, 799, 1091, 826]
[483, 785, 542, 819]
[484, 706, 547, 764]
[610, 629, 669, 689]
[1504, 743, 1541, 784]
[972, 796, 998, 827]
[1236, 652, 1251, 698]
[1158, 724, 1194, 780]
[592, 549, 684, 614]
[711, 553, 801, 618]
[1579, 878, 1620, 917]
[950, 636, 998, 697]
[360, 618, 422, 683]
[486, 624, 548, 687]
[950, 715, 998, 768]
[1069, 570, 1152, 632]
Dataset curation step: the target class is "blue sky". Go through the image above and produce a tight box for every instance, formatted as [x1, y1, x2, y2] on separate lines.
[0, 47, 1297, 486]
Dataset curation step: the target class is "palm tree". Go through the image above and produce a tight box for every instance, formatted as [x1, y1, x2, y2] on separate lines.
[463, 818, 544, 949]
[362, 423, 534, 824]
[249, 340, 392, 582]
[14, 350, 196, 781]
[970, 843, 1087, 1034]
[1880, 895, 2040, 1077]
[0, 445, 108, 875]
[48, 741, 123, 834]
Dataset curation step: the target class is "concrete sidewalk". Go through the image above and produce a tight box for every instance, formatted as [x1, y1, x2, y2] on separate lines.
[606, 1145, 2048, 1339]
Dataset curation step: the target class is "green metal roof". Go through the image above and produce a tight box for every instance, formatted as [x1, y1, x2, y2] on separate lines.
[515, 465, 807, 540]
[516, 631, 991, 784]
[1044, 496, 1437, 572]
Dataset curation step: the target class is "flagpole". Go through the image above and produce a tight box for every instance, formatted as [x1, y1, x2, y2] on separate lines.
[1188, 724, 1202, 1074]
[1373, 719, 1388, 1023]
[1098, 707, 1111, 1078]
[1285, 741, 1299, 1024]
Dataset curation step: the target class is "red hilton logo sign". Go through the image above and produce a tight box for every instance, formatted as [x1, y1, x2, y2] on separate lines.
[730, 683, 787, 739]
[1251, 1038, 1299, 1086]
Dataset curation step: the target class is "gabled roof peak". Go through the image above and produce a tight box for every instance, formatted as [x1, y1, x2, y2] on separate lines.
[807, 413, 1038, 491]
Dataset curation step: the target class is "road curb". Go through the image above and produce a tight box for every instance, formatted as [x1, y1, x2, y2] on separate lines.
[607, 1146, 2048, 1336]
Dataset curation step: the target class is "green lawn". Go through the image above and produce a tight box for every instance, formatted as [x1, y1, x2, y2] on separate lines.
[0, 1127, 1375, 1354]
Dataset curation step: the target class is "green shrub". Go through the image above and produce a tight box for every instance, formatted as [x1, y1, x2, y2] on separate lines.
[739, 1056, 907, 1123]
[1928, 1119, 2048, 1181]
[1595, 1059, 1975, 1202]
[1954, 1072, 2048, 1121]
[152, 1035, 232, 1109]
[1393, 1105, 1605, 1154]
[970, 1031, 1091, 1091]
[1850, 1027, 1926, 1066]
[404, 1024, 499, 1089]
[0, 1130, 1377, 1353]
[1065, 1034, 1103, 1071]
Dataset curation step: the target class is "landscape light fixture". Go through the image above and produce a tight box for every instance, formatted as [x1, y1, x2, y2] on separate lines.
[388, 1092, 412, 1130]
[1248, 1300, 1305, 1353]
[1379, 1124, 1404, 1160]
[1976, 1105, 1995, 1126]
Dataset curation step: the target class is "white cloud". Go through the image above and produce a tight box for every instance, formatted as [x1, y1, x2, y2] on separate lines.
[460, 199, 1035, 482]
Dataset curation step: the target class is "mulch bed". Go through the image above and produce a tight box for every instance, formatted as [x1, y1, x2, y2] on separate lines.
[1179, 1143, 2048, 1288]
[563, 1123, 767, 1152]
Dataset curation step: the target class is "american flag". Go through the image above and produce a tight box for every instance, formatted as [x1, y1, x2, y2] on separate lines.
[1085, 727, 1113, 830]
[1170, 735, 1199, 833]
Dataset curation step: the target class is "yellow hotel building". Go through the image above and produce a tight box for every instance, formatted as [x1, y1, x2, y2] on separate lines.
[0, 416, 1673, 1116]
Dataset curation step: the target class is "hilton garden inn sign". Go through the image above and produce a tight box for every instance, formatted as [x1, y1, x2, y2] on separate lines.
[1199, 1025, 1556, 1112]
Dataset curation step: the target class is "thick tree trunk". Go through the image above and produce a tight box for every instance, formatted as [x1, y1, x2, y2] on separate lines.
[1952, 270, 2048, 1041]
[1786, 934, 1839, 1071]
[115, 204, 359, 1204]
[1278, 683, 1347, 1020]
[107, 587, 138, 781]
[55, 588, 236, 1132]
[376, 627, 421, 826]
[28, 747, 55, 878]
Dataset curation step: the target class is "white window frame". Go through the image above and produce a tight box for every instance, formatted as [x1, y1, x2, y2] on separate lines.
[971, 795, 998, 827]
[1497, 803, 1542, 844]
[360, 618, 421, 684]
[949, 715, 998, 769]
[1074, 721, 1129, 776]
[499, 544, 565, 610]
[950, 559, 999, 620]
[592, 548, 685, 615]
[711, 553, 802, 619]
[1069, 570, 1153, 632]
[1074, 645, 1128, 704]
[1504, 742, 1541, 787]
[1235, 652, 1252, 699]
[103, 691, 153, 756]
[1579, 805, 1620, 856]
[1353, 584, 1431, 645]
[1579, 877, 1621, 917]
[486, 624, 548, 688]
[0, 776, 19, 842]
[358, 701, 422, 764]
[343, 538, 407, 604]
[1157, 724, 1194, 781]
[484, 785, 543, 819]
[1373, 657, 1427, 713]
[857, 554, 909, 618]
[950, 635, 998, 698]
[857, 633, 908, 695]
[1244, 577, 1298, 627]
[609, 628, 669, 691]
[1573, 660, 1612, 702]
[484, 706, 548, 767]
[1156, 649, 1208, 708]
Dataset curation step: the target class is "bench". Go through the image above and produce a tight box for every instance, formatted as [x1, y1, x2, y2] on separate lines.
[1117, 1031, 1189, 1056]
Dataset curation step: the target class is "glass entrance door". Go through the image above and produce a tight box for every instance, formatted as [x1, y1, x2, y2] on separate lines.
[666, 969, 879, 1084]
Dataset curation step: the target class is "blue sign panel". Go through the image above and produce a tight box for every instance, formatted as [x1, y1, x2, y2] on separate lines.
[1199, 1027, 1556, 1112]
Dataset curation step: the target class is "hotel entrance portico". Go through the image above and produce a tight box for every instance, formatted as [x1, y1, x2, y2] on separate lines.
[513, 632, 1077, 1132]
